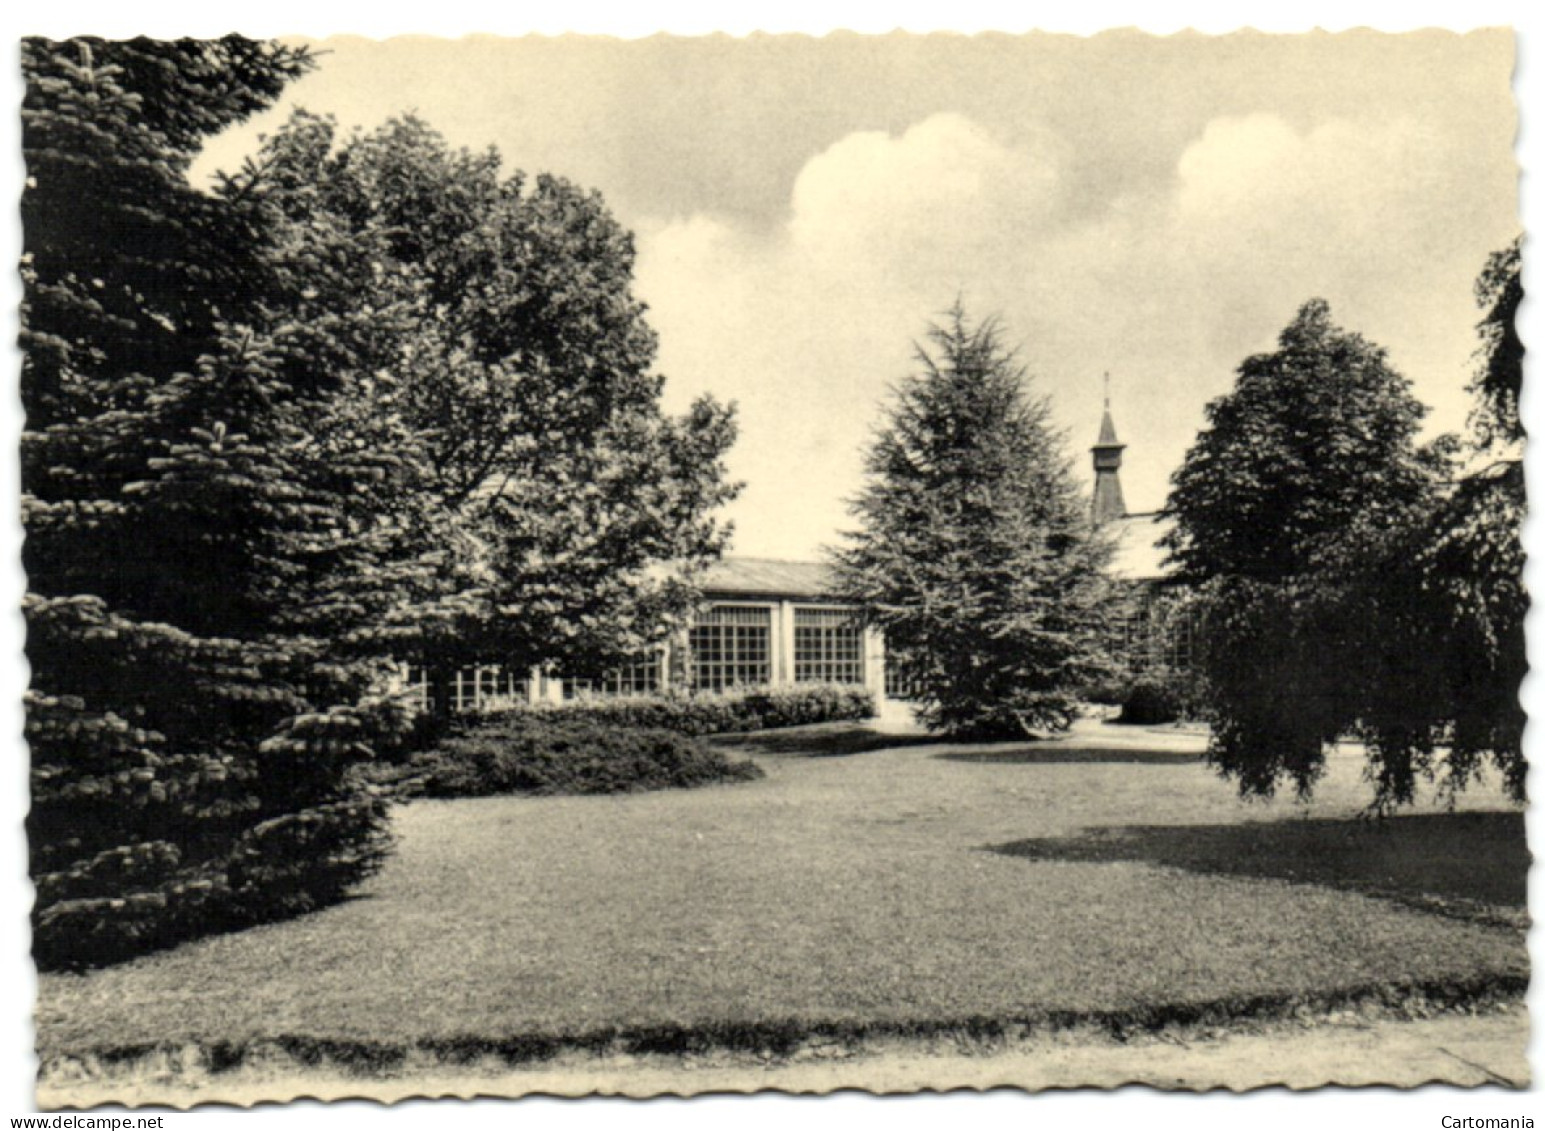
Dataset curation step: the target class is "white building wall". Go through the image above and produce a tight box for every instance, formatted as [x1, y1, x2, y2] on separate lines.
[405, 596, 891, 709]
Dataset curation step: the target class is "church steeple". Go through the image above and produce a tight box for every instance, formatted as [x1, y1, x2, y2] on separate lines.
[1091, 374, 1127, 525]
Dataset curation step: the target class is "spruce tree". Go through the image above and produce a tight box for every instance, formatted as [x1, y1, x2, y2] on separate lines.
[22, 37, 394, 969]
[834, 306, 1113, 738]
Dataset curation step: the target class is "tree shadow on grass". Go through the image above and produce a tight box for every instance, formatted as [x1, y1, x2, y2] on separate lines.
[989, 810, 1529, 927]
[938, 747, 1204, 766]
[710, 723, 943, 758]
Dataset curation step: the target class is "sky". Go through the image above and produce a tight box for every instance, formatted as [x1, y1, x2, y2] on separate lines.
[191, 30, 1522, 560]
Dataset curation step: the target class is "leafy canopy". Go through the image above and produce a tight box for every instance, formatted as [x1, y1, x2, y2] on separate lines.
[1164, 299, 1442, 585]
[1164, 296, 1523, 810]
[232, 112, 740, 689]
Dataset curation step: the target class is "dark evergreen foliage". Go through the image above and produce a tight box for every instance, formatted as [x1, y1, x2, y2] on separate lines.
[22, 37, 397, 970]
[22, 40, 744, 967]
[833, 307, 1114, 738]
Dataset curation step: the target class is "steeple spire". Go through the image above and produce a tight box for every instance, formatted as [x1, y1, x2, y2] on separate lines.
[1091, 373, 1127, 525]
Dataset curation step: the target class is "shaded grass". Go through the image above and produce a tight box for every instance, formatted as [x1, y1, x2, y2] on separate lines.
[37, 724, 1528, 1064]
[939, 746, 1204, 765]
[991, 810, 1528, 927]
[711, 720, 945, 758]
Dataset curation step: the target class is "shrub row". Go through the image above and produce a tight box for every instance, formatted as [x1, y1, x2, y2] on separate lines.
[410, 716, 764, 799]
[513, 682, 876, 736]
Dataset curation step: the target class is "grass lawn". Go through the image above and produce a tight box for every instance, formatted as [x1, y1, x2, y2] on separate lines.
[36, 716, 1528, 1062]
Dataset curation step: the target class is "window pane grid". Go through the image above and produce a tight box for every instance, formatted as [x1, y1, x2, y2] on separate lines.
[452, 664, 531, 712]
[566, 655, 664, 699]
[793, 607, 863, 685]
[690, 605, 770, 691]
[884, 652, 921, 700]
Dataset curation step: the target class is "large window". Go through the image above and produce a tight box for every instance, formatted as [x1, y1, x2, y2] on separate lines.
[689, 605, 771, 691]
[401, 665, 432, 711]
[1114, 588, 1199, 675]
[457, 665, 531, 712]
[565, 655, 664, 699]
[794, 606, 864, 685]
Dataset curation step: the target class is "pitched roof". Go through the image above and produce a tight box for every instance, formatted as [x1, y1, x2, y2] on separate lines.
[1096, 406, 1122, 447]
[699, 556, 839, 599]
[1107, 511, 1178, 582]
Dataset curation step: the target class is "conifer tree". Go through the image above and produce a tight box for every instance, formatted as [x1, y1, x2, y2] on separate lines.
[22, 37, 394, 968]
[834, 306, 1113, 738]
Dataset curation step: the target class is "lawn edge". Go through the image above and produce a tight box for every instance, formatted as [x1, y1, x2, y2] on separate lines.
[36, 971, 1529, 1097]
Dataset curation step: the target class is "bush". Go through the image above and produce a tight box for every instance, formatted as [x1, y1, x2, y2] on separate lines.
[506, 682, 876, 737]
[410, 716, 765, 799]
[1079, 678, 1129, 707]
[1115, 671, 1208, 726]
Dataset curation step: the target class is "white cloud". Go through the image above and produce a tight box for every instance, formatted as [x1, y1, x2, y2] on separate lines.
[788, 113, 1064, 275]
[635, 109, 1517, 559]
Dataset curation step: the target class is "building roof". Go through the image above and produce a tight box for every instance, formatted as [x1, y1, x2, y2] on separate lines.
[1107, 511, 1178, 582]
[1095, 406, 1122, 448]
[699, 556, 839, 599]
[703, 520, 1176, 601]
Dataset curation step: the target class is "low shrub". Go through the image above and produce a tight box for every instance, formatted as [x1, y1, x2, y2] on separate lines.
[1115, 671, 1209, 725]
[517, 682, 876, 737]
[411, 716, 765, 799]
[1078, 678, 1130, 707]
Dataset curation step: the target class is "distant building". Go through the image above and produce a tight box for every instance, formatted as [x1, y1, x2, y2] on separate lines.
[409, 399, 1187, 713]
[404, 557, 888, 713]
[1091, 399, 1128, 526]
[1085, 398, 1194, 675]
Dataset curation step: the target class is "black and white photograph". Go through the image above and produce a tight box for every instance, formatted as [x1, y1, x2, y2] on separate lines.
[4, 3, 1538, 1119]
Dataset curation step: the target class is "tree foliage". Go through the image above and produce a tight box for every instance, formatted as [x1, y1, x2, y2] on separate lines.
[21, 41, 738, 967]
[1394, 238, 1526, 802]
[1164, 296, 1523, 810]
[230, 113, 739, 703]
[834, 307, 1114, 738]
[21, 37, 311, 433]
[1468, 236, 1523, 453]
[22, 36, 403, 969]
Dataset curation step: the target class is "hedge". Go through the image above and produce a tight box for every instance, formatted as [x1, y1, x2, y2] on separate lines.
[410, 716, 764, 798]
[1115, 671, 1210, 725]
[506, 682, 876, 736]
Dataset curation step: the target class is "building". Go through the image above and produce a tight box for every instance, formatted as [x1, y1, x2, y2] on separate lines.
[407, 557, 886, 712]
[414, 397, 1179, 713]
[1086, 397, 1194, 675]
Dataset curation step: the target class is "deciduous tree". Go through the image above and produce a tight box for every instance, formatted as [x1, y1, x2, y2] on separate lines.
[235, 113, 740, 712]
[1376, 239, 1526, 804]
[1162, 298, 1491, 810]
